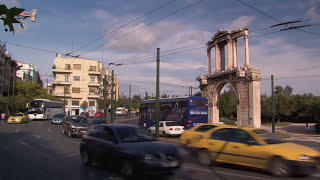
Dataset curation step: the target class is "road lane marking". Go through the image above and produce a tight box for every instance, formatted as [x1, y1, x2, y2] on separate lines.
[64, 138, 80, 144]
[48, 127, 52, 133]
[183, 164, 269, 180]
[15, 127, 21, 133]
[18, 139, 34, 150]
[31, 134, 41, 139]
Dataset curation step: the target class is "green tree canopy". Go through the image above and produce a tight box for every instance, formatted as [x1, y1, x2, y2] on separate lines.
[80, 101, 88, 111]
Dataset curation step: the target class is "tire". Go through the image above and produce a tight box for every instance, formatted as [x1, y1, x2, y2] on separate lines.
[121, 160, 134, 177]
[81, 148, 91, 166]
[198, 149, 212, 166]
[162, 131, 168, 138]
[269, 157, 291, 178]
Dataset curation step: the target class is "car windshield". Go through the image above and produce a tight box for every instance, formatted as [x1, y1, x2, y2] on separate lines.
[115, 126, 157, 143]
[14, 113, 24, 116]
[165, 122, 180, 126]
[70, 116, 89, 123]
[253, 129, 285, 144]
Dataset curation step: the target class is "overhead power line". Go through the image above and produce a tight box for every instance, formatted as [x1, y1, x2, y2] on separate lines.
[80, 0, 204, 57]
[236, 0, 320, 37]
[69, 0, 177, 54]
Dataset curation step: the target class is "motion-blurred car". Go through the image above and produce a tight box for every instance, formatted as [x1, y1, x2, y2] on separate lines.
[90, 117, 105, 125]
[51, 113, 65, 125]
[148, 121, 184, 137]
[80, 124, 181, 176]
[63, 116, 91, 137]
[314, 122, 320, 133]
[180, 124, 229, 146]
[115, 107, 126, 116]
[189, 126, 320, 177]
[7, 113, 29, 124]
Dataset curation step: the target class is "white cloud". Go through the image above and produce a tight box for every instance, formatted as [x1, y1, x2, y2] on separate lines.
[223, 16, 256, 30]
[307, 6, 320, 19]
[176, 31, 208, 44]
[0, 0, 20, 8]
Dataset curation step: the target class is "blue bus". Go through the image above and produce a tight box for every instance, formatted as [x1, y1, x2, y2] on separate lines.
[139, 96, 208, 129]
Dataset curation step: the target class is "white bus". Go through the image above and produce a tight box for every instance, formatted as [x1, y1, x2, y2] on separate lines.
[27, 99, 64, 120]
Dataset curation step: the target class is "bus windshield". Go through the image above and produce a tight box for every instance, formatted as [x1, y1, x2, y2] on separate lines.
[29, 100, 44, 113]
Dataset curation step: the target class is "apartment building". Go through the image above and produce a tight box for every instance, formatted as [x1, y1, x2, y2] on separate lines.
[16, 61, 42, 86]
[52, 55, 119, 115]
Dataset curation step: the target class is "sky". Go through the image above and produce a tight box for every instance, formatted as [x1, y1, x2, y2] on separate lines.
[0, 0, 320, 97]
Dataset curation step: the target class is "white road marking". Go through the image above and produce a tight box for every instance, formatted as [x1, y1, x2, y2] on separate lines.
[18, 139, 34, 150]
[48, 127, 52, 133]
[312, 173, 320, 178]
[64, 138, 80, 144]
[183, 164, 269, 180]
[15, 127, 21, 133]
[31, 134, 41, 139]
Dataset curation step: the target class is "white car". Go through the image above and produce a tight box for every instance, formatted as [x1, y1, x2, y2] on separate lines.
[148, 121, 184, 137]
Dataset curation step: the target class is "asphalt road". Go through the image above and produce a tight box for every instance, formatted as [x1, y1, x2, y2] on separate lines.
[0, 119, 320, 180]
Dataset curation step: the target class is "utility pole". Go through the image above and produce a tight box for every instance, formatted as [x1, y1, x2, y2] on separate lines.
[155, 48, 160, 137]
[110, 70, 114, 124]
[128, 84, 131, 118]
[190, 86, 193, 96]
[103, 74, 108, 123]
[63, 84, 66, 114]
[145, 92, 148, 100]
[46, 79, 48, 97]
[271, 75, 275, 134]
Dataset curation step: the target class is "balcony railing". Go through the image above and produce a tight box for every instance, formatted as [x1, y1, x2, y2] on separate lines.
[88, 81, 101, 86]
[52, 68, 72, 73]
[52, 80, 72, 85]
[88, 92, 101, 98]
[88, 68, 101, 75]
[53, 92, 71, 97]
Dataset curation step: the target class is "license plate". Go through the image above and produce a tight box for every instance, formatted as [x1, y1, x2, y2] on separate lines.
[162, 161, 179, 167]
[175, 128, 180, 131]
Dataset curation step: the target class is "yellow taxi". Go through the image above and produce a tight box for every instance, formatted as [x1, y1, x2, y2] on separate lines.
[180, 124, 229, 146]
[189, 126, 320, 177]
[7, 113, 29, 124]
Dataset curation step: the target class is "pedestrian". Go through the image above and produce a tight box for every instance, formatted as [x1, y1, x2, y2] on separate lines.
[1, 113, 6, 123]
[304, 123, 309, 133]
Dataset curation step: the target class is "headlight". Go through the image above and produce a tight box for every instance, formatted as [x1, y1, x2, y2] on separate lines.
[298, 154, 313, 161]
[70, 125, 76, 128]
[144, 154, 159, 163]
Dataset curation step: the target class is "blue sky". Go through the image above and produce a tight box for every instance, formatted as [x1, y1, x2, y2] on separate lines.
[1, 0, 320, 97]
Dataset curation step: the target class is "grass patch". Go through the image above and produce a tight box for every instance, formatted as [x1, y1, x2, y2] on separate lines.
[262, 122, 292, 127]
[275, 132, 293, 139]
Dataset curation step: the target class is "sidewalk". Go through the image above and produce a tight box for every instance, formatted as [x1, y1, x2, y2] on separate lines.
[261, 123, 320, 142]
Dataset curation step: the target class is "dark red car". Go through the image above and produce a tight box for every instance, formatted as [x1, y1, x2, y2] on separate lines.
[94, 112, 104, 117]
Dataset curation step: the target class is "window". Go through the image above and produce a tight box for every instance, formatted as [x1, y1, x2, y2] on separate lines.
[65, 64, 71, 70]
[72, 87, 80, 93]
[64, 87, 70, 94]
[90, 77, 95, 82]
[73, 76, 80, 81]
[99, 127, 116, 142]
[195, 125, 216, 132]
[159, 122, 163, 127]
[210, 128, 231, 141]
[89, 87, 97, 93]
[72, 100, 80, 106]
[89, 101, 95, 107]
[89, 66, 96, 71]
[73, 64, 81, 70]
[64, 75, 69, 82]
[229, 129, 257, 144]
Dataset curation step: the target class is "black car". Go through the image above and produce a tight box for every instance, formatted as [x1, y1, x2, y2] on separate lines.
[80, 124, 181, 176]
[89, 117, 105, 125]
[315, 122, 320, 133]
[63, 116, 91, 137]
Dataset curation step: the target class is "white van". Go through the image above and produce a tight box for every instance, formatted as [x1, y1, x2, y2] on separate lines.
[115, 107, 126, 116]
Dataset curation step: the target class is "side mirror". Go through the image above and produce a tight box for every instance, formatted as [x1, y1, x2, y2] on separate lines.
[247, 140, 258, 146]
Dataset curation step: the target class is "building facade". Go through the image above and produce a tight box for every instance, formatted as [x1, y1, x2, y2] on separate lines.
[52, 55, 119, 116]
[16, 61, 42, 86]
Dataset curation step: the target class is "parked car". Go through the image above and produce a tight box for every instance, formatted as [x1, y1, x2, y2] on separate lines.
[94, 112, 104, 117]
[188, 126, 320, 177]
[80, 124, 181, 176]
[115, 107, 126, 116]
[180, 124, 230, 146]
[7, 113, 29, 124]
[51, 113, 65, 125]
[80, 112, 89, 118]
[148, 121, 184, 137]
[315, 122, 320, 133]
[63, 116, 91, 137]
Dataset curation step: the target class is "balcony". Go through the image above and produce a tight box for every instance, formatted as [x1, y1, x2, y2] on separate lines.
[88, 69, 101, 75]
[52, 80, 72, 85]
[88, 81, 101, 87]
[52, 68, 72, 73]
[87, 93, 101, 99]
[53, 92, 71, 97]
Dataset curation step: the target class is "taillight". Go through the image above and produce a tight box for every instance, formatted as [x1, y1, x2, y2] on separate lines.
[169, 128, 173, 131]
[186, 120, 190, 129]
[182, 128, 185, 130]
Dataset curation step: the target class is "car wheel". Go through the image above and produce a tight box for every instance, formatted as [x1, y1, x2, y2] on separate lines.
[198, 149, 212, 166]
[162, 131, 168, 138]
[81, 149, 91, 166]
[269, 157, 291, 178]
[121, 160, 134, 177]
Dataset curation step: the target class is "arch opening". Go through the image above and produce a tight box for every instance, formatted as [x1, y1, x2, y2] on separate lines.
[217, 83, 238, 126]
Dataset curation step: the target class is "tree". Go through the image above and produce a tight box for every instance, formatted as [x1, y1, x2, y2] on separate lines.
[219, 90, 237, 119]
[0, 4, 25, 33]
[284, 85, 293, 95]
[261, 95, 272, 123]
[80, 101, 88, 112]
[275, 85, 284, 94]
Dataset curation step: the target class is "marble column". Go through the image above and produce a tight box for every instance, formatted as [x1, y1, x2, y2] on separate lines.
[215, 45, 221, 72]
[220, 44, 225, 71]
[207, 48, 212, 74]
[227, 38, 233, 69]
[233, 39, 238, 68]
[244, 29, 250, 66]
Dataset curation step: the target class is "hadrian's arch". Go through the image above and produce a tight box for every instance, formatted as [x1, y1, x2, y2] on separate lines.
[197, 27, 261, 128]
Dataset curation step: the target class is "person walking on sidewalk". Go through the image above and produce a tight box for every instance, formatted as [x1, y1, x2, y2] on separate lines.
[304, 123, 310, 133]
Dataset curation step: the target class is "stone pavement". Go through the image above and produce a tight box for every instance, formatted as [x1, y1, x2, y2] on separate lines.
[261, 123, 320, 142]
